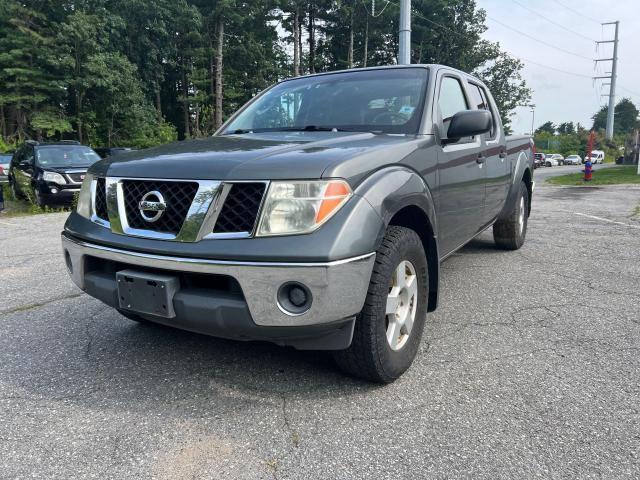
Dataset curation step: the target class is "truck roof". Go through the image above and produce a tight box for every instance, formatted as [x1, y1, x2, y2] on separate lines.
[279, 64, 476, 84]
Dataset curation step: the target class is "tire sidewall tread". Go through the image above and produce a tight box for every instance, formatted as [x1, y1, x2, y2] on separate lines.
[333, 225, 429, 383]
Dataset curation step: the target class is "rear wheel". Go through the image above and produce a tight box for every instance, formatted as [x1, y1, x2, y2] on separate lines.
[493, 181, 529, 250]
[332, 226, 428, 383]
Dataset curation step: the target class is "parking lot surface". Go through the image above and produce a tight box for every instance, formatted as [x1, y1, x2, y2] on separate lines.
[1, 184, 639, 479]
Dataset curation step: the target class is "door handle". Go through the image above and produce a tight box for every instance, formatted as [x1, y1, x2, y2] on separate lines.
[476, 154, 486, 164]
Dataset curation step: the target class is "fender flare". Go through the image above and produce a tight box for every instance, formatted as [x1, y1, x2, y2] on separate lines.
[500, 151, 533, 219]
[354, 166, 440, 312]
[354, 166, 438, 239]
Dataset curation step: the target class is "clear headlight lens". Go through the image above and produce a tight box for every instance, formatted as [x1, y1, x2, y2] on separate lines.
[256, 180, 352, 236]
[76, 173, 94, 219]
[43, 171, 67, 184]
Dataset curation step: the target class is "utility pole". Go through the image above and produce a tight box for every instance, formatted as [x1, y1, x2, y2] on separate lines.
[633, 130, 640, 175]
[529, 104, 536, 136]
[595, 21, 619, 141]
[399, 0, 411, 64]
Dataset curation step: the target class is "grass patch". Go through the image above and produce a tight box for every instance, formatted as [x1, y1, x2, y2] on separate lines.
[0, 184, 71, 218]
[546, 166, 640, 186]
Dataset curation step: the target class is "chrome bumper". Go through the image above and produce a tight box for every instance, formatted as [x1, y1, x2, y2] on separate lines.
[61, 233, 375, 327]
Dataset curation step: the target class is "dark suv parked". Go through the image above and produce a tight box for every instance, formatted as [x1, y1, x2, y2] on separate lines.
[9, 141, 101, 207]
[94, 147, 137, 159]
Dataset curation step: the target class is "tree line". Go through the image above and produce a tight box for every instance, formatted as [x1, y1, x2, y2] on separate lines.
[534, 98, 639, 159]
[0, 0, 530, 150]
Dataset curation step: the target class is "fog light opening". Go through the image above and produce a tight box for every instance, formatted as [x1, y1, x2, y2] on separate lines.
[277, 282, 313, 316]
[64, 250, 73, 274]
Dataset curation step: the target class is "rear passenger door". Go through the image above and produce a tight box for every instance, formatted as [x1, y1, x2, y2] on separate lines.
[435, 74, 487, 256]
[467, 83, 509, 224]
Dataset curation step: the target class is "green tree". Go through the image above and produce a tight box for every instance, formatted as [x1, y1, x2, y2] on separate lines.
[476, 52, 530, 133]
[592, 98, 639, 135]
[536, 121, 556, 135]
[0, 1, 64, 140]
[557, 122, 575, 135]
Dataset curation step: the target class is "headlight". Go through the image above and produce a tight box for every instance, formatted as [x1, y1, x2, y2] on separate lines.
[256, 180, 352, 236]
[42, 171, 67, 184]
[76, 173, 94, 219]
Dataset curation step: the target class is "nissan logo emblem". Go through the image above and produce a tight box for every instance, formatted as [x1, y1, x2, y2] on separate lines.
[138, 191, 167, 223]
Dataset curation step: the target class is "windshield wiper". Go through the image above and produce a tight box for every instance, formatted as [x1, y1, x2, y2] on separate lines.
[275, 125, 343, 132]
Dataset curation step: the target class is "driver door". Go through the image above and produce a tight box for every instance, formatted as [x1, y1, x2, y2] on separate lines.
[435, 74, 487, 256]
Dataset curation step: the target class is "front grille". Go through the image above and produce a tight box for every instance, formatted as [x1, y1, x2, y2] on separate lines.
[121, 180, 198, 234]
[213, 183, 266, 234]
[95, 178, 108, 221]
[67, 172, 86, 183]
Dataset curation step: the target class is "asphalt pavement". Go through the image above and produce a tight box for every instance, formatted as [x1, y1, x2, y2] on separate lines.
[1, 184, 639, 479]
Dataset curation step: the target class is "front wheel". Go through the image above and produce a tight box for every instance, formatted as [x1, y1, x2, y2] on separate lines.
[332, 226, 428, 383]
[33, 188, 46, 208]
[10, 180, 22, 200]
[493, 181, 529, 250]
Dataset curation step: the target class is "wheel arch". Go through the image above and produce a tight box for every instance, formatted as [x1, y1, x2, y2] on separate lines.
[522, 167, 533, 216]
[355, 166, 440, 312]
[387, 205, 439, 312]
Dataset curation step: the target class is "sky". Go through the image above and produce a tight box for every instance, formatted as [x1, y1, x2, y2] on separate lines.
[474, 0, 640, 135]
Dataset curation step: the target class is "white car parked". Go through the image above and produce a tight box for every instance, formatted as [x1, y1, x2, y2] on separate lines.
[584, 150, 605, 164]
[565, 154, 582, 165]
[545, 154, 564, 167]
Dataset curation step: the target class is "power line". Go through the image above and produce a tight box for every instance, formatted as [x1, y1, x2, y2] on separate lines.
[361, 0, 391, 18]
[514, 56, 594, 79]
[508, 0, 597, 43]
[486, 16, 594, 61]
[618, 84, 640, 99]
[549, 0, 601, 25]
[386, 1, 597, 79]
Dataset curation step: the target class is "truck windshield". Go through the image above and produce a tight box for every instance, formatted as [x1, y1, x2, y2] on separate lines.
[223, 68, 429, 135]
[36, 146, 101, 168]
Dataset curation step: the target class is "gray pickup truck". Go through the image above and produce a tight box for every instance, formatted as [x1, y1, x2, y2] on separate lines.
[62, 65, 533, 382]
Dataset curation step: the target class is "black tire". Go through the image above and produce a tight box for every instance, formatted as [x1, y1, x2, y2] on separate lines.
[10, 180, 22, 200]
[332, 226, 428, 383]
[493, 181, 529, 250]
[33, 188, 46, 208]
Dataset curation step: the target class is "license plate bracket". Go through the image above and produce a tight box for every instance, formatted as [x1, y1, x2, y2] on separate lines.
[116, 270, 179, 318]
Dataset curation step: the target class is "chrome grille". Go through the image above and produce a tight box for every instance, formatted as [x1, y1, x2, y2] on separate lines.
[213, 183, 266, 234]
[67, 172, 86, 183]
[121, 180, 198, 235]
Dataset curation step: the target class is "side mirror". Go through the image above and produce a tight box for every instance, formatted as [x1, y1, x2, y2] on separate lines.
[445, 110, 492, 143]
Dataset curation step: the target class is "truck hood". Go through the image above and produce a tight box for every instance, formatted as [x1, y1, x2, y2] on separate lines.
[92, 132, 422, 183]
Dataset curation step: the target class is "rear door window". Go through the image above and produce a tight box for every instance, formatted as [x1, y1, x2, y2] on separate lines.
[477, 86, 497, 139]
[468, 83, 497, 139]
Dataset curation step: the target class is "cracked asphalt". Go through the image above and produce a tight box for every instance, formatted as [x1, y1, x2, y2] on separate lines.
[1, 184, 639, 479]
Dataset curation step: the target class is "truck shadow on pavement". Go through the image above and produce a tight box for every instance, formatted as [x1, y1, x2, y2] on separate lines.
[6, 238, 506, 407]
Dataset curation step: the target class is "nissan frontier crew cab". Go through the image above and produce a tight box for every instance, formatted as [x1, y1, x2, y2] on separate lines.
[62, 65, 534, 383]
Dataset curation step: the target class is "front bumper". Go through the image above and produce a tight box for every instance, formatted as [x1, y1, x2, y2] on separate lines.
[62, 233, 375, 346]
[39, 184, 80, 204]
